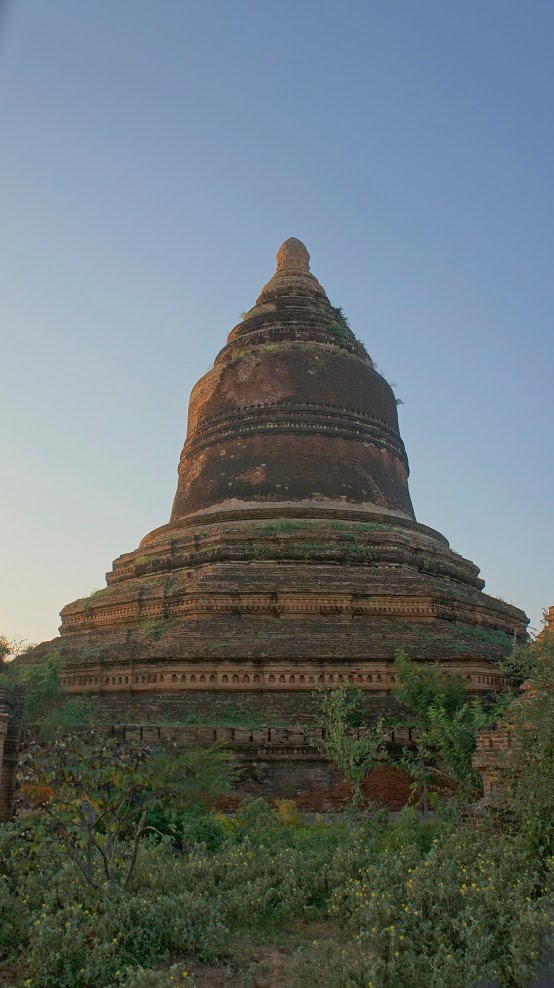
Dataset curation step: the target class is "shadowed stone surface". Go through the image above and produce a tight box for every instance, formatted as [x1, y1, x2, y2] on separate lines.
[25, 238, 528, 715]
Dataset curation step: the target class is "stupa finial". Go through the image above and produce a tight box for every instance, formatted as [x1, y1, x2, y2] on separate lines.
[276, 238, 311, 273]
[257, 236, 327, 302]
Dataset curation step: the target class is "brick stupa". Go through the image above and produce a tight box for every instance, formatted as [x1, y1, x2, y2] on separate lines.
[32, 238, 528, 719]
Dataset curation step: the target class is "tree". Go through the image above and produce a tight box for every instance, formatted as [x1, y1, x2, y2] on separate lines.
[0, 647, 102, 734]
[0, 637, 9, 667]
[392, 652, 498, 814]
[18, 733, 234, 893]
[0, 635, 31, 667]
[315, 685, 387, 810]
[494, 634, 554, 858]
[0, 650, 62, 722]
[498, 639, 540, 683]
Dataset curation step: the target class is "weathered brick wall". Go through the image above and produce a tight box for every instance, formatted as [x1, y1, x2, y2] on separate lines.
[86, 689, 402, 725]
[0, 687, 26, 822]
[218, 758, 413, 813]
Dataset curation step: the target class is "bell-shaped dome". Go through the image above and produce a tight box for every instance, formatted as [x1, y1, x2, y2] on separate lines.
[170, 238, 413, 521]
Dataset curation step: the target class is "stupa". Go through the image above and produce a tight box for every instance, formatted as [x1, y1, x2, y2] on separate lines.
[32, 238, 527, 719]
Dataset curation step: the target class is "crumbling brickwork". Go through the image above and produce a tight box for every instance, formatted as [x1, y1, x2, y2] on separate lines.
[472, 722, 513, 800]
[0, 688, 25, 822]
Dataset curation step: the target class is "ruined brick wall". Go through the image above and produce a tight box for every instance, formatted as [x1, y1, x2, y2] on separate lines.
[472, 723, 513, 800]
[219, 756, 412, 813]
[0, 688, 26, 822]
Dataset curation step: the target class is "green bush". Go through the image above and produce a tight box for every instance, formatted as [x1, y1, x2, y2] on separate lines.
[118, 965, 195, 986]
[17, 735, 234, 894]
[0, 651, 62, 722]
[314, 685, 387, 809]
[321, 829, 552, 988]
[0, 874, 23, 959]
[25, 890, 225, 986]
[35, 695, 100, 739]
[233, 796, 276, 837]
[391, 651, 499, 815]
[493, 635, 554, 859]
[144, 804, 229, 852]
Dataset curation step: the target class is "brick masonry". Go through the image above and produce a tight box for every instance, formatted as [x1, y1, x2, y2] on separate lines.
[0, 688, 26, 822]
[82, 688, 404, 724]
[472, 722, 513, 800]
[94, 722, 415, 812]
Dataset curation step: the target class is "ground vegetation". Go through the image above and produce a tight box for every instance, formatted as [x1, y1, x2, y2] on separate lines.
[0, 641, 552, 986]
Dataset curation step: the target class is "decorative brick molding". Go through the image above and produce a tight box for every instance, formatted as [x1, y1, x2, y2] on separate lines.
[59, 660, 510, 696]
[0, 688, 26, 822]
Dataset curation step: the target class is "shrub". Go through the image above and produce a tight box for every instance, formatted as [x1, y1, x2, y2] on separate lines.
[233, 796, 276, 837]
[145, 805, 230, 852]
[328, 322, 348, 345]
[392, 651, 497, 814]
[0, 875, 23, 960]
[18, 734, 234, 892]
[300, 829, 553, 988]
[274, 799, 301, 826]
[493, 635, 554, 859]
[315, 686, 387, 809]
[0, 651, 62, 722]
[35, 695, 100, 739]
[118, 965, 195, 986]
[25, 890, 226, 986]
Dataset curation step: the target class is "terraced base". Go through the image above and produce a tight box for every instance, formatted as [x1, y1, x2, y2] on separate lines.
[24, 500, 527, 712]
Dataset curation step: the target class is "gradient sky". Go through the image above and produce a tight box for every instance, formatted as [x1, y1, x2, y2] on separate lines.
[1, 0, 552, 645]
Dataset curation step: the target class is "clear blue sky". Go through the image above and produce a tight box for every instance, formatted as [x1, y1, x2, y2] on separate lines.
[1, 0, 552, 644]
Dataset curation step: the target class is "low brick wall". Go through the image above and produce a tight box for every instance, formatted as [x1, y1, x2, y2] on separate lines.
[98, 723, 415, 812]
[0, 688, 26, 822]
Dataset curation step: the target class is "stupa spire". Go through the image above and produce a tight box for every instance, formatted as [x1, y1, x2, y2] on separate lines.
[257, 236, 328, 303]
[276, 237, 311, 272]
